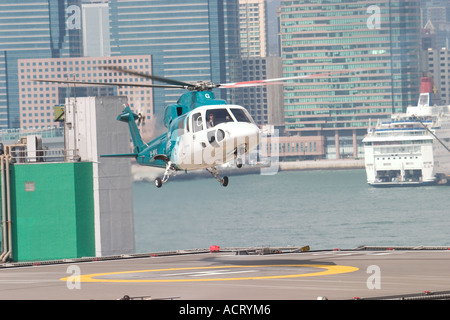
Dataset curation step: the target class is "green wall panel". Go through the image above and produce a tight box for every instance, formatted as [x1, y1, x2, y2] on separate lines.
[9, 162, 95, 261]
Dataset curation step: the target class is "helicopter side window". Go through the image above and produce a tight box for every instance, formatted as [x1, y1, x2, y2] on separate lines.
[177, 115, 187, 134]
[206, 109, 233, 128]
[192, 112, 204, 133]
[230, 108, 252, 123]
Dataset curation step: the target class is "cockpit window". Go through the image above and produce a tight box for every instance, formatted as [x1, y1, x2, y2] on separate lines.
[206, 109, 233, 128]
[230, 108, 251, 123]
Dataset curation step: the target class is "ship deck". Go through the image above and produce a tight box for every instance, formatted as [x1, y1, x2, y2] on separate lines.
[1, 246, 450, 302]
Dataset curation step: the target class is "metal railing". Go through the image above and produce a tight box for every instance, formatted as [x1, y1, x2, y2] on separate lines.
[5, 146, 80, 163]
[0, 128, 63, 143]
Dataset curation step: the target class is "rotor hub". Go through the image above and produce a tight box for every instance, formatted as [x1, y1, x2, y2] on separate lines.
[189, 81, 219, 91]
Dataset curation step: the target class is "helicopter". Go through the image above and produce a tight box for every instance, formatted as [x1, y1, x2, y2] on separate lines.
[38, 67, 352, 188]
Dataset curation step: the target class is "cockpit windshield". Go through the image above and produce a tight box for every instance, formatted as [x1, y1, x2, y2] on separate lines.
[230, 108, 252, 123]
[206, 109, 233, 128]
[205, 108, 252, 128]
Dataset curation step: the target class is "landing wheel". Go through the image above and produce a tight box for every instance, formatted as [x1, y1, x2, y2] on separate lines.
[222, 176, 229, 187]
[155, 177, 163, 188]
[206, 167, 228, 187]
[236, 158, 243, 168]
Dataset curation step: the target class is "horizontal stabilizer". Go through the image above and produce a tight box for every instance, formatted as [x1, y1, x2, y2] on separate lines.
[100, 153, 138, 158]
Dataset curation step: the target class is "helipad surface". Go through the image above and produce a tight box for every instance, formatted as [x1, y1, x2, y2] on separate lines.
[1, 248, 450, 300]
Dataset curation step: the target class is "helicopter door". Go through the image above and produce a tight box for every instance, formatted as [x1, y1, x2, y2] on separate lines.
[171, 115, 187, 158]
[182, 112, 206, 168]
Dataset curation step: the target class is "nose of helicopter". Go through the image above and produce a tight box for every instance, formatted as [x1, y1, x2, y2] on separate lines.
[220, 122, 260, 151]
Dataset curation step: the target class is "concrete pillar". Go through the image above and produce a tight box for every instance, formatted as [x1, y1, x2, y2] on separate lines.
[335, 130, 340, 159]
[65, 96, 135, 257]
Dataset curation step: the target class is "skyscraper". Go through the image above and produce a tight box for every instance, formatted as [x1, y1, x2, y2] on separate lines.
[239, 0, 268, 58]
[420, 0, 450, 49]
[82, 0, 111, 57]
[235, 0, 284, 125]
[108, 0, 241, 117]
[0, 0, 82, 129]
[279, 0, 421, 159]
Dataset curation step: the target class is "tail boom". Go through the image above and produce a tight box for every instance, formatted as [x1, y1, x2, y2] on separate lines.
[118, 105, 145, 153]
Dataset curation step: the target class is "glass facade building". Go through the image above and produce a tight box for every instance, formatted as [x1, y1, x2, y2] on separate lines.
[109, 0, 241, 117]
[0, 0, 82, 128]
[279, 0, 421, 159]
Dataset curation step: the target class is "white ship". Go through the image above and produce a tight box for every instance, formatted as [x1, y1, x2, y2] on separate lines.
[363, 77, 450, 187]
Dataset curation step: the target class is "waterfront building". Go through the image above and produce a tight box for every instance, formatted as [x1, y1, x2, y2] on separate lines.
[278, 0, 421, 159]
[235, 57, 284, 125]
[18, 55, 153, 130]
[426, 48, 450, 105]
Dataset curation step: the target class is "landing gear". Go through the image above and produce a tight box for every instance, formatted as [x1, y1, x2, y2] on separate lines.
[236, 158, 243, 169]
[235, 144, 247, 169]
[155, 177, 163, 188]
[206, 167, 229, 187]
[155, 161, 176, 188]
[222, 176, 229, 187]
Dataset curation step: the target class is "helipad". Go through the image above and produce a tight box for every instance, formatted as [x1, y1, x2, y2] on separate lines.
[67, 264, 359, 283]
[1, 247, 450, 300]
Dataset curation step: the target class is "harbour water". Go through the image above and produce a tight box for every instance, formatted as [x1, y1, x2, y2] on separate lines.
[133, 169, 450, 253]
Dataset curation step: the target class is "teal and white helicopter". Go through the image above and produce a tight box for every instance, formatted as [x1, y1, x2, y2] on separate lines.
[40, 67, 345, 187]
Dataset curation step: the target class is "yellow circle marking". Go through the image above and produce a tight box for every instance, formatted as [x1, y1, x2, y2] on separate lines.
[61, 264, 359, 283]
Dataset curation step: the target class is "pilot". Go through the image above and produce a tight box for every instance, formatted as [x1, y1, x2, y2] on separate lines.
[207, 113, 215, 128]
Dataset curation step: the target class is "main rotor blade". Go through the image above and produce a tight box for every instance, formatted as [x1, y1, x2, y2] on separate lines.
[101, 66, 194, 88]
[219, 70, 360, 88]
[35, 79, 186, 89]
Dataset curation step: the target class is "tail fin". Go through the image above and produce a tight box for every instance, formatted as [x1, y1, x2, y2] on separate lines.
[118, 105, 145, 153]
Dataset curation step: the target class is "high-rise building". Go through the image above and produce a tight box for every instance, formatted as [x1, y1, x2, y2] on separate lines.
[426, 48, 450, 105]
[82, 0, 111, 57]
[0, 0, 82, 129]
[420, 0, 450, 49]
[237, 57, 283, 125]
[18, 55, 153, 129]
[239, 0, 268, 58]
[108, 0, 241, 117]
[2, 0, 242, 129]
[235, 0, 284, 125]
[279, 0, 421, 159]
